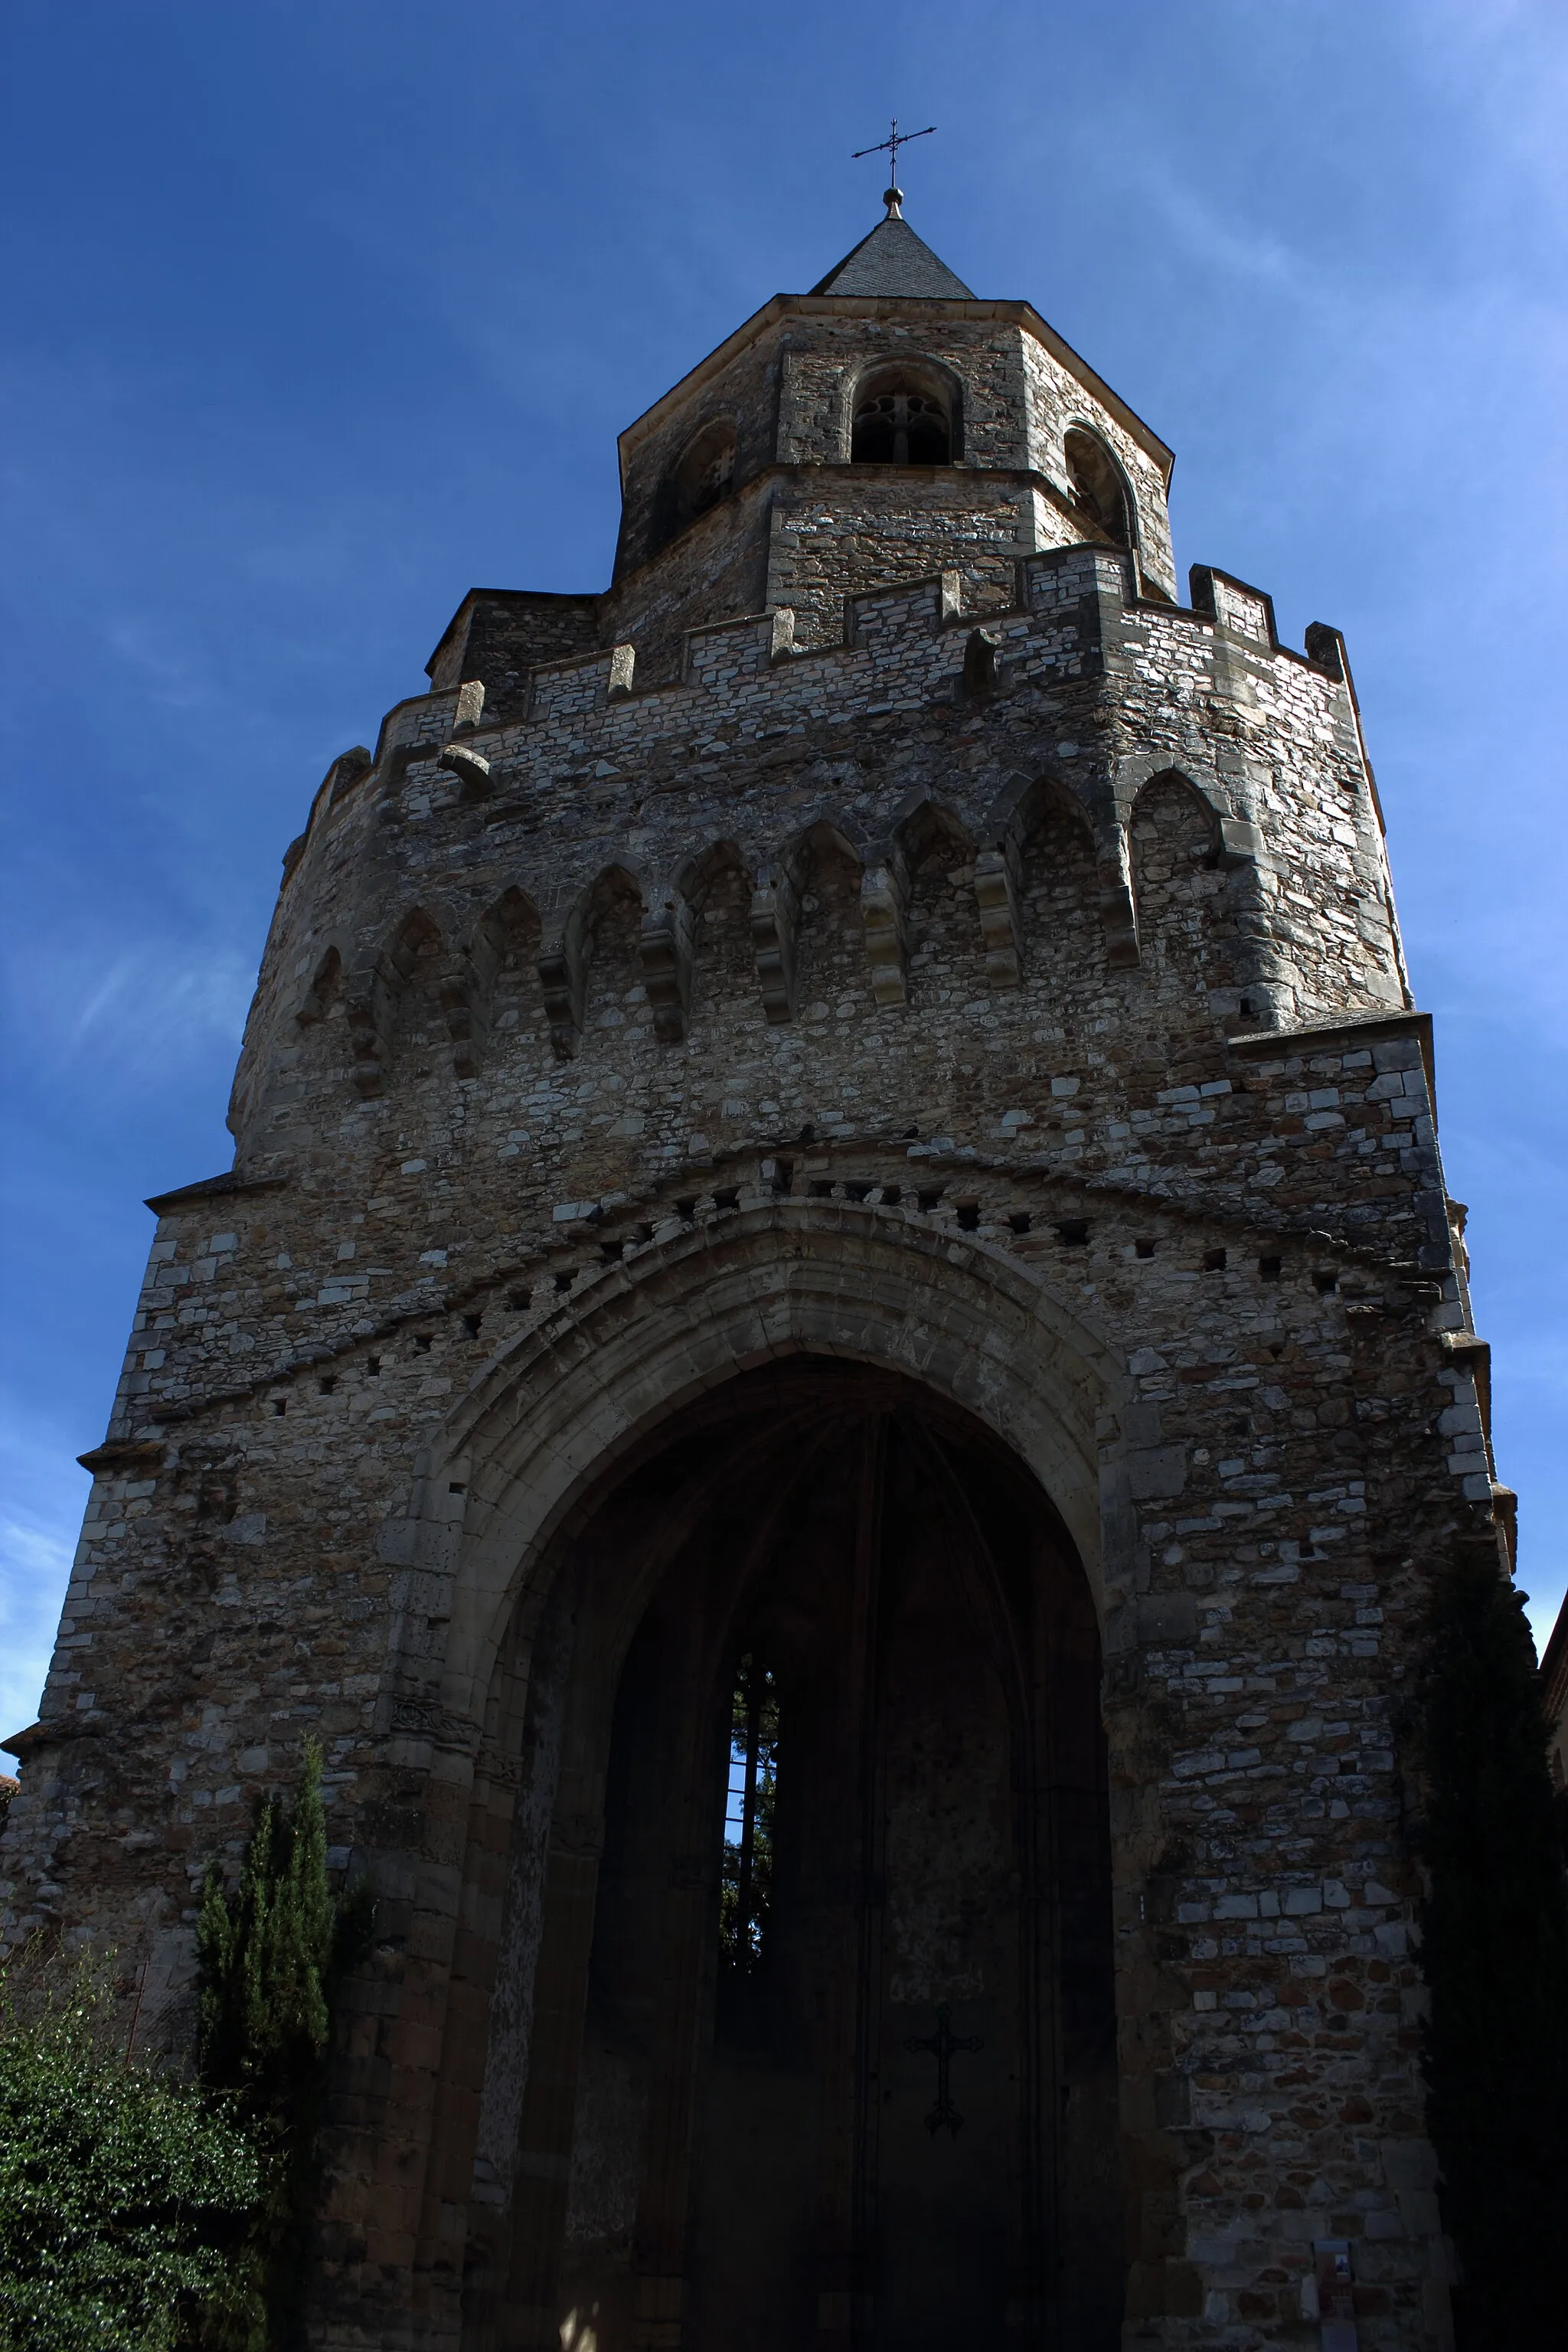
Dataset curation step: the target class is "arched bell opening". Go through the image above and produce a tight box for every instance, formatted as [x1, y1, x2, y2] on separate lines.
[463, 1358, 1122, 2352]
[1063, 426, 1135, 552]
[849, 361, 959, 466]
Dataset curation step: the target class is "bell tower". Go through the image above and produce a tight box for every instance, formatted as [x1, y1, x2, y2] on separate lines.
[3, 200, 1490, 2352]
[431, 197, 1178, 704]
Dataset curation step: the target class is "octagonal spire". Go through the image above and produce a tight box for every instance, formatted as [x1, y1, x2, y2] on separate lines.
[809, 214, 975, 301]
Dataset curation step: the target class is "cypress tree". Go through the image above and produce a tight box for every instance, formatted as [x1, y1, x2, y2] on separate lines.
[197, 1740, 371, 2349]
[1416, 1541, 1568, 2347]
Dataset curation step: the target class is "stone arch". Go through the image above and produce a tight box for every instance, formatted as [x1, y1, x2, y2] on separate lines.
[345, 904, 449, 1096]
[786, 818, 870, 1026]
[580, 864, 651, 1044]
[400, 1208, 1122, 1720]
[1064, 423, 1136, 550]
[893, 800, 985, 1010]
[658, 416, 737, 546]
[285, 942, 351, 1101]
[676, 836, 751, 913]
[983, 768, 1098, 867]
[846, 355, 963, 465]
[890, 796, 974, 870]
[1128, 769, 1230, 1032]
[1012, 777, 1106, 1031]
[294, 942, 343, 1030]
[474, 885, 546, 1064]
[387, 906, 451, 1069]
[376, 1214, 1133, 2346]
[1110, 750, 1230, 834]
[679, 840, 755, 1031]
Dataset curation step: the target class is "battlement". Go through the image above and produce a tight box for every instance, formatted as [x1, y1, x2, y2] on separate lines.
[325, 542, 1347, 836]
[229, 534, 1406, 1164]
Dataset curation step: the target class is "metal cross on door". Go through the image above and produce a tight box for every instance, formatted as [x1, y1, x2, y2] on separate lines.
[903, 2004, 984, 2137]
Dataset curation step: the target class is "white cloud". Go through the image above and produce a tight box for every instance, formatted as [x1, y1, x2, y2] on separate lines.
[2, 926, 254, 1089]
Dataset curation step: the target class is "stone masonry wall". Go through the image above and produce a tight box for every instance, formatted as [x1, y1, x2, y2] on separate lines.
[0, 506, 1498, 2350]
[420, 298, 1179, 704]
[610, 299, 1177, 658]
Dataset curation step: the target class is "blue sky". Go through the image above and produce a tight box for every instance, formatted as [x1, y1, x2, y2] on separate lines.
[2, 0, 1565, 1741]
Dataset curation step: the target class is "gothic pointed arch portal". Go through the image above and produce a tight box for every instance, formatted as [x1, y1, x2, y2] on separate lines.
[457, 1357, 1122, 2352]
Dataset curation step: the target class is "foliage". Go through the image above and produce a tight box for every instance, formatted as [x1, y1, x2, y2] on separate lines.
[0, 1945, 266, 2352]
[196, 1738, 371, 2350]
[1416, 1544, 1568, 2348]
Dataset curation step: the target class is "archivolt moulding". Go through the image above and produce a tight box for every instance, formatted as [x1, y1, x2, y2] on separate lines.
[378, 1205, 1131, 1741]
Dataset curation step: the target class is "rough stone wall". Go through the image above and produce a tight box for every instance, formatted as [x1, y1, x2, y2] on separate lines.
[770, 312, 1031, 469]
[762, 469, 1039, 645]
[612, 319, 784, 580]
[229, 544, 1403, 1183]
[420, 296, 1178, 703]
[609, 299, 1177, 662]
[426, 593, 600, 722]
[0, 333, 1501, 2349]
[1018, 330, 1176, 593]
[602, 479, 773, 681]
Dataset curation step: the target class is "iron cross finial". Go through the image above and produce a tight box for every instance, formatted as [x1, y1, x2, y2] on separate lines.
[852, 118, 936, 219]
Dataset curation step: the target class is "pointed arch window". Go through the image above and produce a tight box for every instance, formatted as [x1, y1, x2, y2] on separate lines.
[719, 1651, 779, 1972]
[1065, 426, 1134, 548]
[667, 419, 737, 536]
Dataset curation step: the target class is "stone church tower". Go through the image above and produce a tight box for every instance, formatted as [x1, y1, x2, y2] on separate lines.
[2, 197, 1497, 2350]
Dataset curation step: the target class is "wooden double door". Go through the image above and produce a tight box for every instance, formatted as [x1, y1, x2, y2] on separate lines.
[482, 1364, 1121, 2352]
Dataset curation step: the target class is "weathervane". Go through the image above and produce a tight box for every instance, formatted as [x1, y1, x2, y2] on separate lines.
[853, 117, 936, 219]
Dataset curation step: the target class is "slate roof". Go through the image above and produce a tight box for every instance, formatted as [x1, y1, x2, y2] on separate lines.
[809, 216, 975, 301]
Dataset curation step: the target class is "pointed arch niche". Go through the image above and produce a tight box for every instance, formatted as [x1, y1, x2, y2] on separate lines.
[453, 1352, 1123, 2352]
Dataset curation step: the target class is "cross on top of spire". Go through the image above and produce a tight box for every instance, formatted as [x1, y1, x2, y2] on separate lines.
[852, 118, 936, 220]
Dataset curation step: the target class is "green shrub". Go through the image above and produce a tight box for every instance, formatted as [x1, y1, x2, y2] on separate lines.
[0, 1949, 266, 2352]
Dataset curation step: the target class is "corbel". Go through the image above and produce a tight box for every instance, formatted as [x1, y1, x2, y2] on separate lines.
[972, 838, 1023, 987]
[437, 680, 492, 797]
[1096, 827, 1141, 970]
[861, 854, 910, 1010]
[437, 956, 488, 1079]
[537, 909, 587, 1060]
[639, 885, 696, 1044]
[750, 862, 801, 1023]
[1218, 815, 1266, 870]
[345, 963, 390, 1098]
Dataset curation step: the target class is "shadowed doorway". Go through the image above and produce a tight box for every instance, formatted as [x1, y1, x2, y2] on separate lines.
[469, 1361, 1122, 2352]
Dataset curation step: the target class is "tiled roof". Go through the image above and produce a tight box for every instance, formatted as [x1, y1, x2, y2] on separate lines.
[809, 216, 975, 300]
